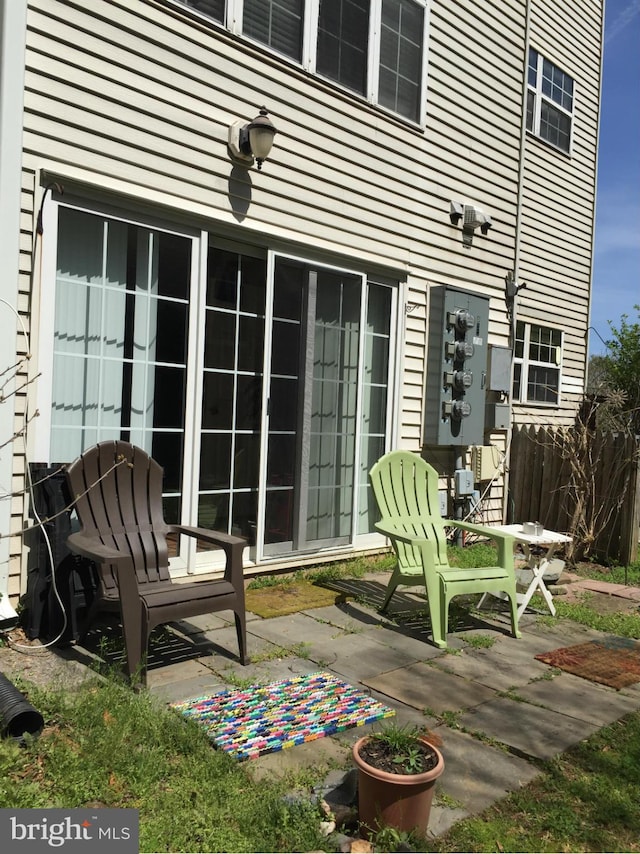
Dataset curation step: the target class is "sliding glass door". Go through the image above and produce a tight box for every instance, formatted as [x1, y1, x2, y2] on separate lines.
[48, 206, 397, 571]
[52, 207, 192, 525]
[263, 258, 363, 555]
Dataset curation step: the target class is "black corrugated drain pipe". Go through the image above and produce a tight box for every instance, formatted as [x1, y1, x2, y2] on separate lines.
[0, 671, 44, 743]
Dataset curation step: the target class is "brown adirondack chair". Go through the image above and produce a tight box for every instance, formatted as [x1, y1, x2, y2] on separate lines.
[65, 440, 249, 683]
[369, 450, 521, 649]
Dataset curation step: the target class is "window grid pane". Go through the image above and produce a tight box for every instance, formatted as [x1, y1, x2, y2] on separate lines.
[179, 0, 225, 22]
[243, 0, 303, 61]
[528, 48, 538, 86]
[52, 209, 191, 519]
[199, 247, 267, 544]
[526, 89, 534, 131]
[528, 48, 573, 152]
[379, 0, 423, 122]
[317, 0, 369, 94]
[514, 320, 525, 359]
[527, 365, 559, 403]
[513, 322, 561, 404]
[540, 101, 571, 152]
[178, 1, 427, 123]
[542, 58, 573, 111]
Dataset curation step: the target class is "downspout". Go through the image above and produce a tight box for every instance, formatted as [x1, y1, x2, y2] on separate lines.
[585, 0, 606, 383]
[0, 0, 28, 605]
[502, 0, 532, 524]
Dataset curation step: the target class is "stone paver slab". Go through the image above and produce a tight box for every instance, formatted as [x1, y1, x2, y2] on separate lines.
[193, 626, 281, 673]
[305, 602, 395, 632]
[578, 580, 640, 599]
[363, 662, 496, 714]
[246, 611, 340, 647]
[427, 805, 470, 839]
[204, 654, 319, 686]
[432, 725, 540, 813]
[373, 625, 447, 662]
[246, 732, 351, 781]
[526, 620, 605, 645]
[307, 634, 421, 682]
[432, 647, 542, 692]
[172, 613, 232, 635]
[458, 696, 600, 759]
[146, 659, 213, 689]
[150, 673, 228, 704]
[517, 673, 640, 725]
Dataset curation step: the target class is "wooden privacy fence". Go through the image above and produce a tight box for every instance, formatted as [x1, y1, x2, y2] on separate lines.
[509, 425, 640, 565]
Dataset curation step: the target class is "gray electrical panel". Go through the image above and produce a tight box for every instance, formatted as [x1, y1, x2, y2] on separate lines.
[487, 345, 512, 392]
[424, 286, 489, 446]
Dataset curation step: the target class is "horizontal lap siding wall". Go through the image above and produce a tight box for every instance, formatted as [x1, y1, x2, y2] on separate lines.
[515, 0, 603, 426]
[7, 171, 36, 599]
[419, 0, 525, 452]
[23, 0, 526, 448]
[11, 0, 600, 591]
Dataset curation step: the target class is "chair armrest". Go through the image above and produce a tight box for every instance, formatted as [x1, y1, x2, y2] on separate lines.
[444, 521, 515, 571]
[170, 525, 246, 549]
[168, 525, 246, 584]
[445, 520, 515, 544]
[67, 532, 140, 601]
[374, 521, 436, 564]
[67, 532, 131, 566]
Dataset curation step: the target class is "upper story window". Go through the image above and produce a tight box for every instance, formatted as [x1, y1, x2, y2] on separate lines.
[526, 48, 574, 153]
[513, 321, 562, 405]
[176, 0, 427, 123]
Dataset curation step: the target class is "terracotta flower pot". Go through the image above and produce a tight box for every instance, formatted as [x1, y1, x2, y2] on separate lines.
[352, 735, 444, 837]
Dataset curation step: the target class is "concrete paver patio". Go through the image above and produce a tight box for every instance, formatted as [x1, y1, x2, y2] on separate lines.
[141, 571, 640, 838]
[2, 566, 638, 843]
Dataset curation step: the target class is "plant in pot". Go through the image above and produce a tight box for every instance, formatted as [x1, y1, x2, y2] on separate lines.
[352, 722, 444, 838]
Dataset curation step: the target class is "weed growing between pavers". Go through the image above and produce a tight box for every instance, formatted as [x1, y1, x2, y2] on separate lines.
[463, 634, 497, 649]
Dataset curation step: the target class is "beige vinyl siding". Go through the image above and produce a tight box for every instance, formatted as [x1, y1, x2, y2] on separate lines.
[417, 0, 525, 442]
[9, 0, 602, 590]
[23, 0, 527, 455]
[6, 169, 36, 599]
[515, 0, 602, 425]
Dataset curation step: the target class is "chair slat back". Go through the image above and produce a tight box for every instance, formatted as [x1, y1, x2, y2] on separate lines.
[66, 441, 171, 593]
[369, 450, 450, 569]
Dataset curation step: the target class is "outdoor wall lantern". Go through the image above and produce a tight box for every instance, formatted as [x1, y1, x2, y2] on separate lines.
[228, 106, 277, 170]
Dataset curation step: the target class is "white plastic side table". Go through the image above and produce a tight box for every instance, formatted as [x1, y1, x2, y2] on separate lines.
[479, 524, 572, 619]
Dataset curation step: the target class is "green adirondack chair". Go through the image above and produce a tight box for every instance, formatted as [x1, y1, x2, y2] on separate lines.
[369, 450, 521, 649]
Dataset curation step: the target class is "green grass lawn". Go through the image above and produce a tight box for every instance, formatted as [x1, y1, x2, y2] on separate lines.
[3, 548, 640, 852]
[2, 675, 639, 853]
[426, 712, 640, 853]
[0, 678, 331, 854]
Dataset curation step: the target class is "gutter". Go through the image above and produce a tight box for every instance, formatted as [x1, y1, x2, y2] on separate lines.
[502, 0, 532, 524]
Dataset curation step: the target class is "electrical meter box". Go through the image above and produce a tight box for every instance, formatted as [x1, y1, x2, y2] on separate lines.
[487, 345, 512, 393]
[424, 286, 489, 446]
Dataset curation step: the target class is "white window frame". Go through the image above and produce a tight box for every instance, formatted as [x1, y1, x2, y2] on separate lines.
[173, 0, 429, 125]
[526, 47, 574, 155]
[35, 194, 204, 575]
[36, 191, 403, 573]
[513, 321, 563, 406]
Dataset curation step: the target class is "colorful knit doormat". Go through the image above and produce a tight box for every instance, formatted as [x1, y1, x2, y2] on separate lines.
[535, 636, 640, 689]
[171, 671, 395, 760]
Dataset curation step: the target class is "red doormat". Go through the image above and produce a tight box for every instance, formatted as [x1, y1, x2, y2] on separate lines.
[535, 636, 640, 689]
